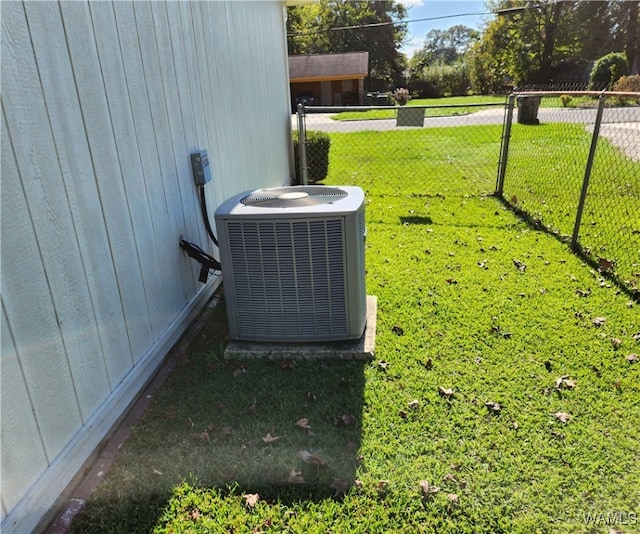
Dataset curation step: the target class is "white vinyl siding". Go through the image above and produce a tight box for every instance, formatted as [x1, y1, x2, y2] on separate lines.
[0, 1, 292, 532]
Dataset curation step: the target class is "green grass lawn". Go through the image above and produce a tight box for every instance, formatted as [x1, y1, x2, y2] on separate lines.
[71, 126, 639, 534]
[332, 95, 507, 121]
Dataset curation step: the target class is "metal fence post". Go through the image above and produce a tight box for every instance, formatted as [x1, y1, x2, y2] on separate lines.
[571, 93, 607, 249]
[495, 94, 516, 196]
[296, 103, 308, 186]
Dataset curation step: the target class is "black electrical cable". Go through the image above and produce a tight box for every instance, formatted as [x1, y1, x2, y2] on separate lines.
[199, 185, 219, 247]
[179, 238, 221, 282]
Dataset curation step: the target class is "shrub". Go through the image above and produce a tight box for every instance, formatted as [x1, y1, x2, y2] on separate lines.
[588, 53, 629, 90]
[409, 78, 441, 98]
[292, 130, 330, 184]
[613, 74, 640, 93]
[559, 94, 573, 107]
[420, 62, 471, 97]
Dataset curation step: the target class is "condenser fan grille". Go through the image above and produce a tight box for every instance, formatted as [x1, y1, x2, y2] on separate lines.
[226, 218, 348, 340]
[240, 186, 348, 208]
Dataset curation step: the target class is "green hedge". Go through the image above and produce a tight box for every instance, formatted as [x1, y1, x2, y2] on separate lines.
[588, 52, 629, 90]
[292, 130, 330, 184]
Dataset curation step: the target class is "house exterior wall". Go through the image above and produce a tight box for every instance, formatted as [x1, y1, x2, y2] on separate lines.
[0, 2, 292, 532]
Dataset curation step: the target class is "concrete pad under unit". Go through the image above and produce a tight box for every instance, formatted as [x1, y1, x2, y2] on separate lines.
[224, 295, 377, 360]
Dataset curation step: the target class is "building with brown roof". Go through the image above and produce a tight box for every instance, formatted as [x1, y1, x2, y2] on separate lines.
[289, 51, 369, 108]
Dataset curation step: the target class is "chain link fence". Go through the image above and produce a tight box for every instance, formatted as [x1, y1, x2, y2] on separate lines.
[294, 92, 639, 294]
[294, 101, 507, 200]
[497, 91, 640, 294]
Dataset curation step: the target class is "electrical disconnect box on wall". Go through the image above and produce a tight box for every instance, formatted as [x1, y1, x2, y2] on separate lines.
[191, 150, 212, 185]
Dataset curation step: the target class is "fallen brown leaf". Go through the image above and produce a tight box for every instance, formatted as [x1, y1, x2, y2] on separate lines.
[553, 412, 572, 423]
[419, 480, 441, 496]
[334, 414, 356, 426]
[297, 449, 326, 465]
[281, 358, 297, 369]
[447, 493, 459, 504]
[598, 257, 615, 273]
[233, 366, 247, 377]
[287, 469, 305, 484]
[627, 353, 638, 364]
[513, 259, 526, 272]
[261, 432, 281, 444]
[555, 376, 576, 390]
[592, 317, 606, 327]
[295, 418, 311, 430]
[243, 493, 259, 508]
[485, 401, 501, 413]
[438, 386, 455, 400]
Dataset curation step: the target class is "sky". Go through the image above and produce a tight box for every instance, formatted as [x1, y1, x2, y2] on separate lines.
[399, 0, 491, 58]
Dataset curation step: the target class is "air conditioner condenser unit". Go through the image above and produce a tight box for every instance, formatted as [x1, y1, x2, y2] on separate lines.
[214, 185, 366, 342]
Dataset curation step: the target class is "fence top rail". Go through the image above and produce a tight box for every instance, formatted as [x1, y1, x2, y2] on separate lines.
[304, 102, 506, 113]
[514, 90, 640, 98]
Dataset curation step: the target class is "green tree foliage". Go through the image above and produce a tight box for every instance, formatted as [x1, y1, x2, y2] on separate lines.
[411, 25, 480, 70]
[588, 52, 629, 89]
[286, 0, 408, 88]
[408, 25, 478, 97]
[469, 0, 639, 91]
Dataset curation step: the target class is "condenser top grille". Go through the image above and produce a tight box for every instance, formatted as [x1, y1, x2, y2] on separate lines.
[240, 186, 348, 208]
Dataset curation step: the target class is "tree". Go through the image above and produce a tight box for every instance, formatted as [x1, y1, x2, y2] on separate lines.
[411, 25, 480, 70]
[287, 0, 408, 88]
[624, 1, 640, 73]
[470, 0, 640, 89]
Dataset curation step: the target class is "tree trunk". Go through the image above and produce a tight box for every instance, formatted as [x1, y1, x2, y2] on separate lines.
[539, 1, 563, 82]
[625, 1, 640, 74]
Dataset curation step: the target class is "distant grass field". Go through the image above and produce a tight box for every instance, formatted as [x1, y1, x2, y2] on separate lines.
[71, 125, 639, 534]
[332, 95, 507, 121]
